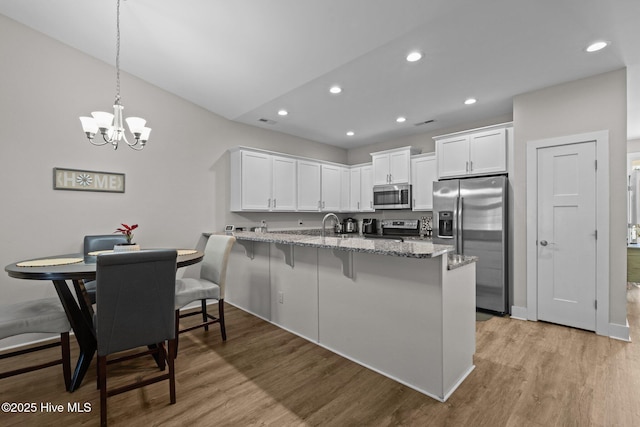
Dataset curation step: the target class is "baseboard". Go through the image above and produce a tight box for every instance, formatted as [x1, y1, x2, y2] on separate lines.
[510, 305, 528, 320]
[609, 319, 631, 342]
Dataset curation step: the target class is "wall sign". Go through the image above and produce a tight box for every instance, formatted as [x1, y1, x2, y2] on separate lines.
[53, 168, 125, 193]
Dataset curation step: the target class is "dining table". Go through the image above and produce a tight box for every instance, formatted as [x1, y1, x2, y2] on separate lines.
[4, 249, 204, 392]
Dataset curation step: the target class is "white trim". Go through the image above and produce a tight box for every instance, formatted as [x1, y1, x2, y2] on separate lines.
[609, 320, 631, 342]
[526, 130, 610, 336]
[509, 305, 528, 321]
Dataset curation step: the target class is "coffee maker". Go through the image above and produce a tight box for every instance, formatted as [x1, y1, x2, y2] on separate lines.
[362, 218, 377, 235]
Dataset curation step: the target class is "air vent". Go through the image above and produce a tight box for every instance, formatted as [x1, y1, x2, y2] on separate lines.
[258, 118, 277, 125]
[414, 119, 435, 126]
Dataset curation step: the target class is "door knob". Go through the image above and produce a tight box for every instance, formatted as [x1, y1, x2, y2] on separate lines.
[540, 240, 548, 246]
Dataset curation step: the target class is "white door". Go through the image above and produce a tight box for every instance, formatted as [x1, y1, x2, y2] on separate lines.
[321, 164, 341, 211]
[389, 150, 410, 183]
[469, 128, 507, 175]
[436, 135, 469, 178]
[537, 141, 597, 331]
[372, 154, 390, 185]
[297, 160, 321, 211]
[241, 151, 272, 210]
[349, 167, 362, 211]
[272, 156, 296, 211]
[411, 155, 437, 211]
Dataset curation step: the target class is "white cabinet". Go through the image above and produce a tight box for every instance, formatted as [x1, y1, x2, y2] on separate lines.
[230, 150, 296, 211]
[347, 164, 374, 212]
[271, 155, 297, 211]
[435, 123, 510, 179]
[360, 165, 375, 212]
[349, 167, 362, 211]
[297, 160, 321, 211]
[411, 153, 437, 211]
[320, 164, 342, 211]
[340, 167, 350, 212]
[371, 146, 420, 185]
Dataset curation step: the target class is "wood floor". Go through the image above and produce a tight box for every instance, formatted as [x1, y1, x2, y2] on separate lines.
[2, 288, 640, 427]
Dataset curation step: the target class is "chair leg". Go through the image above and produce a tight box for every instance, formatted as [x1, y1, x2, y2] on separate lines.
[219, 299, 227, 341]
[98, 355, 107, 427]
[60, 332, 71, 391]
[174, 310, 180, 358]
[167, 339, 177, 404]
[201, 299, 209, 331]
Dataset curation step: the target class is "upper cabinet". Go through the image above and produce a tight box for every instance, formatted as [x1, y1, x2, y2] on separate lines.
[435, 123, 512, 179]
[230, 149, 296, 211]
[371, 146, 420, 185]
[349, 164, 375, 212]
[231, 147, 358, 213]
[297, 159, 322, 211]
[411, 153, 437, 211]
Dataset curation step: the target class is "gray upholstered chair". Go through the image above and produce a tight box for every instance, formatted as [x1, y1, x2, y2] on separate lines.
[175, 235, 236, 354]
[0, 298, 71, 390]
[83, 234, 128, 304]
[95, 249, 177, 427]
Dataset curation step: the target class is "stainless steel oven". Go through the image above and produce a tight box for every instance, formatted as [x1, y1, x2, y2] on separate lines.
[372, 184, 412, 209]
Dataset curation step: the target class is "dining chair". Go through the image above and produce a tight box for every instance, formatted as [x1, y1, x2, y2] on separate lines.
[0, 298, 71, 390]
[83, 234, 128, 304]
[174, 235, 236, 355]
[95, 249, 177, 427]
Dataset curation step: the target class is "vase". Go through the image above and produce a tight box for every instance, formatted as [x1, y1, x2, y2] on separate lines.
[113, 243, 140, 252]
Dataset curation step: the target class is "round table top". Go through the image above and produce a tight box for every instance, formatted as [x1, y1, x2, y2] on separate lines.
[5, 250, 204, 281]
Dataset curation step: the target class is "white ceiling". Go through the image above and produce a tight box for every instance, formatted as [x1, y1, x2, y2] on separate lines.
[1, 0, 639, 148]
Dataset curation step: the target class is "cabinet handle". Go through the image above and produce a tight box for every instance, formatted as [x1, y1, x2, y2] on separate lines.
[322, 201, 325, 209]
[465, 161, 469, 172]
[357, 201, 360, 210]
[469, 161, 473, 171]
[273, 198, 277, 208]
[268, 198, 271, 208]
[318, 200, 321, 209]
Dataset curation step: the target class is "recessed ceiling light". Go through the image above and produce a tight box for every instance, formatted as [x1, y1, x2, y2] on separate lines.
[277, 109, 288, 116]
[329, 85, 342, 94]
[406, 51, 423, 62]
[346, 131, 355, 136]
[464, 98, 477, 105]
[396, 116, 407, 123]
[586, 41, 609, 53]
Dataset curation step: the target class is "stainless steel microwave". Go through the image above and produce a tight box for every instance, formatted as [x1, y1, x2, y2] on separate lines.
[372, 184, 412, 209]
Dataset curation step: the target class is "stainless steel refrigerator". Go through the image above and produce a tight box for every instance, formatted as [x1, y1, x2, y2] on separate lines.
[433, 176, 508, 314]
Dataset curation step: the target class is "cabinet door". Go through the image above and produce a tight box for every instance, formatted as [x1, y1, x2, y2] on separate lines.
[349, 167, 362, 211]
[389, 150, 411, 183]
[340, 167, 350, 212]
[321, 164, 342, 211]
[437, 135, 470, 178]
[372, 154, 390, 185]
[241, 150, 272, 210]
[272, 156, 297, 211]
[469, 128, 507, 175]
[360, 165, 375, 212]
[297, 160, 321, 211]
[411, 155, 437, 211]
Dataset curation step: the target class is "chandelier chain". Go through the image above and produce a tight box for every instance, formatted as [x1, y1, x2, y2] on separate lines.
[115, 0, 121, 105]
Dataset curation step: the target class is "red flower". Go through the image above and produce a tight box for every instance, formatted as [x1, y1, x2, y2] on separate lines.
[115, 223, 138, 243]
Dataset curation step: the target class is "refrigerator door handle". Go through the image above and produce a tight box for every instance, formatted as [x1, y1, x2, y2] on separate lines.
[459, 197, 464, 254]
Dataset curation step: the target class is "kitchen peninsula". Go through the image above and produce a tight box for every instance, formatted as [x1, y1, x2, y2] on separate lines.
[218, 230, 477, 401]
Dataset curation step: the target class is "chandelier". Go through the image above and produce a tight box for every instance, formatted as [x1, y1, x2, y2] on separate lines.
[79, 0, 150, 150]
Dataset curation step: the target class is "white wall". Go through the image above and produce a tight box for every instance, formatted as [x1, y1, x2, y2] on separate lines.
[512, 69, 628, 326]
[0, 15, 346, 348]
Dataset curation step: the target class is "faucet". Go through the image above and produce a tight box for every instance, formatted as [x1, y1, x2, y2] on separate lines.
[322, 213, 340, 238]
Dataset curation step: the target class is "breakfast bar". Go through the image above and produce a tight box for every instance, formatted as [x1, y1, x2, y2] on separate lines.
[220, 230, 477, 401]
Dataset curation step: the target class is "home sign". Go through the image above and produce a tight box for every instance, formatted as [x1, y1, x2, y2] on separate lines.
[53, 167, 125, 193]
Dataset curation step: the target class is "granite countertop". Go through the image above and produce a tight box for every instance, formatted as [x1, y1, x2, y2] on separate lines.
[212, 229, 456, 259]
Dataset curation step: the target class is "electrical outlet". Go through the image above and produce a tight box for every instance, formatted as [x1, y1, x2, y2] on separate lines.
[278, 291, 284, 304]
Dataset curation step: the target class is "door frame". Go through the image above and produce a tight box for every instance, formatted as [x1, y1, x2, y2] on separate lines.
[526, 130, 609, 336]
